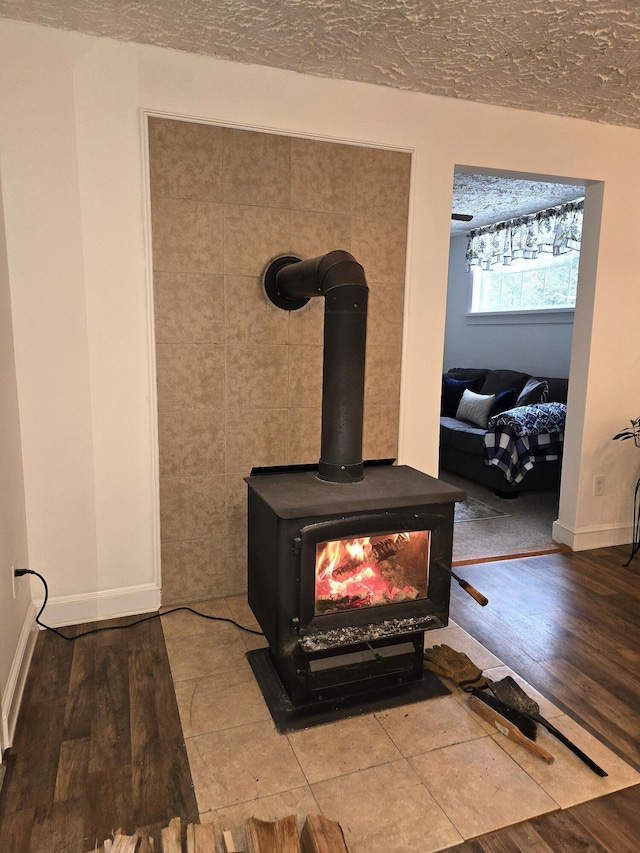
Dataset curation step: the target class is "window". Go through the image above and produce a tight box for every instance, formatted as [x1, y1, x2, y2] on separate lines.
[470, 249, 579, 315]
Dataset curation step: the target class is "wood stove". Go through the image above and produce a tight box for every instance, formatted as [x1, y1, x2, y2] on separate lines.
[245, 252, 465, 730]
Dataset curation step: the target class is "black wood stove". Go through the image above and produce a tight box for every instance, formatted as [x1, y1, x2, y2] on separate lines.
[245, 251, 464, 730]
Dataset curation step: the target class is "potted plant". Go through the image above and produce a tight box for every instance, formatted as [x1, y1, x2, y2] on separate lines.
[613, 417, 640, 447]
[612, 417, 640, 564]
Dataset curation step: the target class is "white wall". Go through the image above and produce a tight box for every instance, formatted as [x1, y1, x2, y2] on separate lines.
[443, 234, 574, 377]
[0, 170, 36, 751]
[1, 18, 639, 631]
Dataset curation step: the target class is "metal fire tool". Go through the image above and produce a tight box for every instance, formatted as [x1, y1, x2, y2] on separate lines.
[436, 561, 488, 606]
[489, 676, 608, 777]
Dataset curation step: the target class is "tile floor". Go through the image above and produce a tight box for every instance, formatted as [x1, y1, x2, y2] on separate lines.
[161, 598, 640, 852]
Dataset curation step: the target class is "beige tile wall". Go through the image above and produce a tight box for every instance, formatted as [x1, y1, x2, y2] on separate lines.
[148, 118, 411, 604]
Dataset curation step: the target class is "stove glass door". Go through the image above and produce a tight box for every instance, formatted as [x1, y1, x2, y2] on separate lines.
[314, 529, 430, 616]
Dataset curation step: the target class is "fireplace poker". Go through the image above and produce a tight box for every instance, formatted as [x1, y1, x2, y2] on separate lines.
[437, 561, 488, 606]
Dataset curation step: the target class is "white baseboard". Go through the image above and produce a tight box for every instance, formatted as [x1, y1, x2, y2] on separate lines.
[36, 583, 162, 629]
[1, 602, 38, 751]
[553, 519, 632, 551]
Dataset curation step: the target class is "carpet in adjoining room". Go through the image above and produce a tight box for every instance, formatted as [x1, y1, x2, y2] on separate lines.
[442, 471, 562, 564]
[454, 496, 509, 523]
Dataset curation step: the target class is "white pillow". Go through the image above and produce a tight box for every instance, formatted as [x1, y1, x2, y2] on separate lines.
[456, 388, 496, 428]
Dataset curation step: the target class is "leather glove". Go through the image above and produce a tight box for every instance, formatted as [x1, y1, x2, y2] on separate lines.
[423, 643, 490, 689]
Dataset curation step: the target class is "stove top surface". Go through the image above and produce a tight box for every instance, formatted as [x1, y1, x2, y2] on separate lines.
[246, 463, 465, 519]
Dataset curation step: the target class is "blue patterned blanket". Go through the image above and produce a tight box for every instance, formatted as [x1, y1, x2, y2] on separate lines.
[484, 403, 566, 484]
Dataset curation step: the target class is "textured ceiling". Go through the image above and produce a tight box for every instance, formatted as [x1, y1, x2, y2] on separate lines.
[0, 1, 609, 228]
[450, 174, 585, 235]
[1, 0, 640, 131]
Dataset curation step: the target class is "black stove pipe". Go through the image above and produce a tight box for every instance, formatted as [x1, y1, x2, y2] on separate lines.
[265, 251, 368, 483]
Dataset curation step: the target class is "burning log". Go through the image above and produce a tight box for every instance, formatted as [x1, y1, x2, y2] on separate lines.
[371, 532, 410, 561]
[385, 585, 420, 602]
[316, 593, 372, 613]
[330, 532, 411, 580]
[331, 554, 365, 580]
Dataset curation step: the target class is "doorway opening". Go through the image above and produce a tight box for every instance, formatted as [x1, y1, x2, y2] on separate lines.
[441, 167, 589, 564]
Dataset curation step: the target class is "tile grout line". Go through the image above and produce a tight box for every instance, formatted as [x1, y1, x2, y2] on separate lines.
[163, 598, 640, 848]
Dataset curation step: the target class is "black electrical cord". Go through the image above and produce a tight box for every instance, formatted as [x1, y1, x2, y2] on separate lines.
[14, 569, 264, 640]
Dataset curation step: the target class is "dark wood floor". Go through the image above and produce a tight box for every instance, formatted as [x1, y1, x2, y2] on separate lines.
[0, 615, 199, 852]
[0, 546, 638, 852]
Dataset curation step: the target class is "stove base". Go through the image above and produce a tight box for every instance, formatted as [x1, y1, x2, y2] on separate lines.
[247, 647, 450, 734]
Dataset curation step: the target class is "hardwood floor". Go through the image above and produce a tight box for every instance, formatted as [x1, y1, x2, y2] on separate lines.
[444, 545, 640, 852]
[0, 615, 199, 852]
[0, 546, 638, 852]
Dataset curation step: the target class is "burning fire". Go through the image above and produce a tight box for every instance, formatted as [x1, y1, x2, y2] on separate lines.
[315, 533, 420, 611]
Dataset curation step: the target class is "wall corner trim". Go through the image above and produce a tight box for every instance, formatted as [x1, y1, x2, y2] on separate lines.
[1, 602, 38, 751]
[552, 519, 632, 552]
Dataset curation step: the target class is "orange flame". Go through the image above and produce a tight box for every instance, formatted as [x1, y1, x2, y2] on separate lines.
[315, 533, 418, 610]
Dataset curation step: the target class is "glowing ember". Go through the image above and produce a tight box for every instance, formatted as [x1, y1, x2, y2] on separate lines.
[315, 532, 426, 614]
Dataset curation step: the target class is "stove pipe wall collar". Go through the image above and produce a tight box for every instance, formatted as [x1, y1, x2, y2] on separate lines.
[263, 251, 369, 483]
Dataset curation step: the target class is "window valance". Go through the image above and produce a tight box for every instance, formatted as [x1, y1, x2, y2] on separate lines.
[466, 199, 584, 271]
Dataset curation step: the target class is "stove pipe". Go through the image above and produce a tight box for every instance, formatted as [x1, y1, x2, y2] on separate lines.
[264, 250, 368, 483]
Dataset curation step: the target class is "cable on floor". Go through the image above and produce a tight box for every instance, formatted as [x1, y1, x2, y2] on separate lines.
[14, 569, 264, 640]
